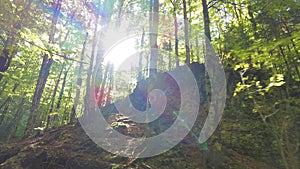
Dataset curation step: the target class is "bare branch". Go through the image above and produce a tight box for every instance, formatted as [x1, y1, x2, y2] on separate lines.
[208, 0, 219, 9]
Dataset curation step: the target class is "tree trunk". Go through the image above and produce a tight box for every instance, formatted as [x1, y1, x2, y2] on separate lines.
[0, 83, 19, 125]
[116, 0, 124, 27]
[183, 0, 191, 64]
[0, 0, 33, 81]
[45, 63, 65, 130]
[138, 28, 145, 81]
[25, 0, 62, 137]
[97, 64, 110, 107]
[63, 87, 72, 124]
[7, 93, 26, 141]
[56, 65, 70, 111]
[173, 6, 179, 67]
[70, 32, 88, 123]
[202, 0, 211, 41]
[52, 65, 70, 127]
[168, 49, 172, 70]
[84, 0, 116, 117]
[247, 5, 258, 40]
[93, 28, 106, 104]
[84, 12, 100, 117]
[105, 65, 114, 105]
[196, 35, 200, 62]
[0, 37, 15, 81]
[149, 0, 159, 77]
[188, 0, 193, 62]
[279, 46, 292, 80]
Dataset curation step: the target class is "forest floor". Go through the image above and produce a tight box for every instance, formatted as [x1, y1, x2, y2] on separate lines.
[0, 121, 278, 169]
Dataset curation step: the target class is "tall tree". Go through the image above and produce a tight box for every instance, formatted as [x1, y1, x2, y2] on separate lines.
[45, 62, 65, 130]
[52, 64, 71, 127]
[25, 0, 62, 136]
[97, 63, 110, 107]
[138, 28, 145, 81]
[105, 65, 114, 105]
[84, 0, 117, 116]
[202, 0, 211, 41]
[183, 0, 191, 64]
[170, 0, 180, 67]
[84, 2, 100, 118]
[149, 0, 159, 77]
[70, 32, 88, 123]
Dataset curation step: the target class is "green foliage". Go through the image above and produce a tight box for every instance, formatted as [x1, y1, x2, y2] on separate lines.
[213, 0, 300, 168]
[0, 0, 299, 168]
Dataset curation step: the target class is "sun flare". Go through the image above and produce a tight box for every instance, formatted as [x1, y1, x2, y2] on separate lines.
[103, 37, 138, 69]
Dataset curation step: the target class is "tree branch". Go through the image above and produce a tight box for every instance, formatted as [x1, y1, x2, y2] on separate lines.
[208, 0, 219, 9]
[22, 38, 88, 64]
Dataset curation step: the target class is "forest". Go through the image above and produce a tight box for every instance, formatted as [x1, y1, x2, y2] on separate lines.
[0, 0, 300, 168]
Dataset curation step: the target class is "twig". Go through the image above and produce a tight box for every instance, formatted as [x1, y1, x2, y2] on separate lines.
[264, 109, 279, 120]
